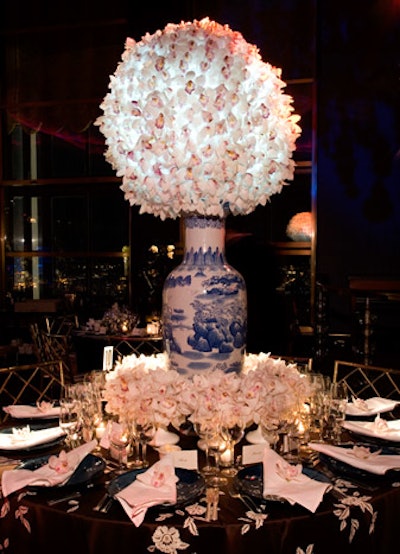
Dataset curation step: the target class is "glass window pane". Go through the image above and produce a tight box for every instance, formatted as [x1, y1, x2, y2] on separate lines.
[51, 195, 88, 251]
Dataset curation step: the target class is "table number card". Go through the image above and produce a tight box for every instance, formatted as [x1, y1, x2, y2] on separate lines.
[103, 346, 114, 371]
[242, 444, 266, 465]
[171, 450, 198, 470]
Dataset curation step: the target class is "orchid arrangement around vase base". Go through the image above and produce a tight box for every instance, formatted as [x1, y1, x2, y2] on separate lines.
[101, 352, 313, 449]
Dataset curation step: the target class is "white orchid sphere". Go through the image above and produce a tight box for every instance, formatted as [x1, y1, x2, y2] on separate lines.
[96, 17, 301, 220]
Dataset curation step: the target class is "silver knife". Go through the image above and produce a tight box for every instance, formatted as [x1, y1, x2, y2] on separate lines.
[47, 491, 82, 506]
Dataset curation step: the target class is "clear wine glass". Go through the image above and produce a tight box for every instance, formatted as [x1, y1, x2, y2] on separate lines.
[193, 419, 218, 476]
[203, 425, 228, 487]
[220, 420, 245, 476]
[109, 418, 132, 474]
[323, 382, 348, 443]
[59, 397, 81, 450]
[131, 418, 156, 468]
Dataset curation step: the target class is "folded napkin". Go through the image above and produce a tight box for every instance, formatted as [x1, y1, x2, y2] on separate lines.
[263, 446, 330, 513]
[1, 439, 97, 497]
[342, 417, 400, 442]
[3, 404, 61, 419]
[309, 442, 400, 475]
[115, 454, 178, 526]
[0, 457, 20, 478]
[0, 425, 66, 451]
[346, 397, 399, 417]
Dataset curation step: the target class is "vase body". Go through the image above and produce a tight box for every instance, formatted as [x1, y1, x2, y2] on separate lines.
[162, 215, 247, 376]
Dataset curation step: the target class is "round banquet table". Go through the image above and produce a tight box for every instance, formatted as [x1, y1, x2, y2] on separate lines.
[2, 427, 400, 554]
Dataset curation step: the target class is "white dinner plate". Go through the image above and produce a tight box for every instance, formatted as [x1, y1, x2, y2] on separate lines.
[346, 397, 399, 417]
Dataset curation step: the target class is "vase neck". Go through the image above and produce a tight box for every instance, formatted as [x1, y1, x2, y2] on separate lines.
[183, 215, 225, 255]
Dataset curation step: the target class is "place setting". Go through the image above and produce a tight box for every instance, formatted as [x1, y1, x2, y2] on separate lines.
[0, 421, 66, 453]
[0, 438, 103, 500]
[2, 400, 61, 421]
[345, 396, 400, 418]
[232, 444, 332, 513]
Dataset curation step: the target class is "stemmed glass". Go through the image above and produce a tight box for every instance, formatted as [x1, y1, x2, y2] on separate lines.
[323, 382, 348, 443]
[220, 419, 245, 476]
[109, 418, 132, 474]
[193, 419, 218, 476]
[59, 397, 81, 450]
[202, 424, 228, 487]
[130, 418, 156, 468]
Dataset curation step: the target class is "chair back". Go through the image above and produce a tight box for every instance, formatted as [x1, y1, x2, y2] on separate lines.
[29, 321, 76, 383]
[0, 360, 64, 422]
[333, 360, 400, 399]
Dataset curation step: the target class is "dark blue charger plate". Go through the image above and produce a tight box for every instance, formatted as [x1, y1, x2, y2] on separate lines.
[107, 467, 205, 508]
[233, 463, 330, 500]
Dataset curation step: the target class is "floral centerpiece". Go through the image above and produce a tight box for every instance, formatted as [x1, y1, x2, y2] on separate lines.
[102, 353, 191, 429]
[95, 17, 301, 220]
[242, 353, 312, 428]
[95, 18, 301, 375]
[102, 352, 312, 432]
[85, 303, 138, 335]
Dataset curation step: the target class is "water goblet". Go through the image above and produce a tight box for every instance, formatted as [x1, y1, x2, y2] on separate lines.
[220, 420, 245, 476]
[193, 419, 218, 476]
[203, 426, 228, 487]
[323, 382, 348, 443]
[59, 397, 81, 450]
[109, 418, 132, 474]
[130, 418, 156, 468]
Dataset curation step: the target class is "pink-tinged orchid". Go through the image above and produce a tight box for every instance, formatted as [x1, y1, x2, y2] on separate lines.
[96, 18, 301, 220]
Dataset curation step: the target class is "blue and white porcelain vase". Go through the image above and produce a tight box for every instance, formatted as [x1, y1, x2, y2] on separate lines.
[162, 215, 247, 376]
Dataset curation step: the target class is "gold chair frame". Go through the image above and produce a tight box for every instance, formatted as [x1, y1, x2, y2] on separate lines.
[30, 323, 75, 383]
[0, 360, 64, 422]
[333, 359, 400, 399]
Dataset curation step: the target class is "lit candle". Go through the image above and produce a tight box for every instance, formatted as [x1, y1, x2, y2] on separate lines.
[220, 446, 233, 465]
[95, 421, 106, 440]
[146, 323, 155, 335]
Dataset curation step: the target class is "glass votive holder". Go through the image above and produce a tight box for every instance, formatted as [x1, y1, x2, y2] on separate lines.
[219, 445, 234, 467]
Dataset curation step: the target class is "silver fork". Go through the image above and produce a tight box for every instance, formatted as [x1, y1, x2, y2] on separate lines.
[228, 489, 262, 513]
[100, 495, 114, 513]
[93, 493, 111, 512]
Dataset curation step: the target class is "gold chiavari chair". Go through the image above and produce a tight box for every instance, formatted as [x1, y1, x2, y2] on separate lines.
[29, 322, 76, 383]
[332, 359, 400, 400]
[45, 315, 79, 336]
[0, 360, 64, 423]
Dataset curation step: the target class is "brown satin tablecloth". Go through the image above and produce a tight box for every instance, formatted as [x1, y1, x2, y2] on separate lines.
[1, 423, 400, 554]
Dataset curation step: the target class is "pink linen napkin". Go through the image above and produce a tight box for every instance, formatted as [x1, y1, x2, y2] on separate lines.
[115, 454, 178, 526]
[309, 442, 400, 475]
[263, 446, 330, 513]
[1, 439, 98, 497]
[3, 404, 61, 419]
[0, 425, 65, 451]
[342, 417, 400, 442]
[346, 397, 399, 417]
